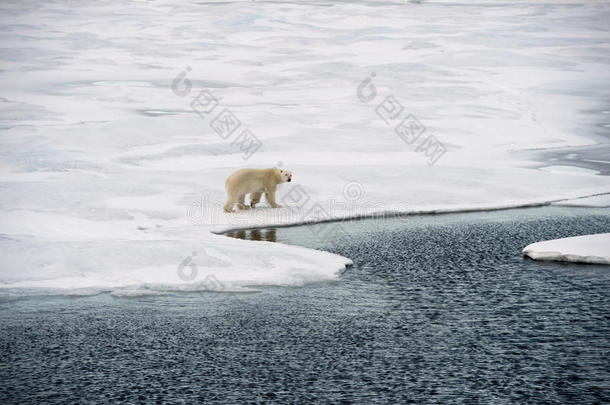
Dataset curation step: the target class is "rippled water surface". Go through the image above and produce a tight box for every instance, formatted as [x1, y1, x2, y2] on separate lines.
[1, 207, 609, 403]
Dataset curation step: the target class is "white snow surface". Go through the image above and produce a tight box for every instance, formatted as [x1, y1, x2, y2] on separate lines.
[1, 0, 610, 295]
[523, 233, 610, 265]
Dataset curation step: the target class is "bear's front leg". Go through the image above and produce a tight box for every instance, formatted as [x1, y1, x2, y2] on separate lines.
[264, 188, 282, 208]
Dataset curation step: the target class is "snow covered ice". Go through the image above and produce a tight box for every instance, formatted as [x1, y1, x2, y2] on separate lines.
[1, 0, 609, 295]
[552, 193, 610, 208]
[523, 233, 610, 265]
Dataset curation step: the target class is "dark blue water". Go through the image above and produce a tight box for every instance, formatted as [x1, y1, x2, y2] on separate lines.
[1, 207, 609, 404]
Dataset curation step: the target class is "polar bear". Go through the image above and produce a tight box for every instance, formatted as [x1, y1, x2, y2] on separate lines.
[223, 168, 292, 213]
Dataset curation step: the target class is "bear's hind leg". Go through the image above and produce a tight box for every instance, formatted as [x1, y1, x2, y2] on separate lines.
[224, 192, 237, 213]
[236, 194, 247, 210]
[250, 191, 262, 208]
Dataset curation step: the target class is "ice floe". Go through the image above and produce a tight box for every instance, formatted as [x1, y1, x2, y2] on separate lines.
[1, 0, 609, 295]
[523, 233, 610, 265]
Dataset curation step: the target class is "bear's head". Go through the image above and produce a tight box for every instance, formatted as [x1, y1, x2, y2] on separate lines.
[278, 169, 292, 183]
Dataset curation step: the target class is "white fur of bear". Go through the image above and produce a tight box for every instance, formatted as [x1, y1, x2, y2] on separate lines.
[223, 168, 292, 213]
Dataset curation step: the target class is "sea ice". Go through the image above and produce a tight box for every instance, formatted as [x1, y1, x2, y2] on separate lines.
[552, 194, 610, 208]
[523, 233, 610, 265]
[1, 0, 609, 294]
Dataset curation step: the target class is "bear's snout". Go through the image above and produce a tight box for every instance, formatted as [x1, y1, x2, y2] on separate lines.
[288, 178, 291, 182]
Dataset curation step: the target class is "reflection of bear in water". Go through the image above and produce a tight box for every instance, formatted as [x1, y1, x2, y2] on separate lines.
[249, 229, 276, 242]
[223, 168, 292, 213]
[226, 228, 276, 242]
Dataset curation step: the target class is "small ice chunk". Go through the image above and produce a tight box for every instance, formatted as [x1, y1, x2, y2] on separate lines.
[523, 233, 610, 265]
